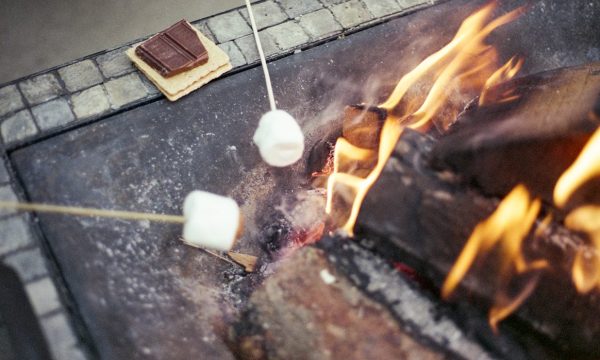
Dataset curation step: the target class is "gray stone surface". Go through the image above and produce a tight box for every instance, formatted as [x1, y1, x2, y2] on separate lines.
[0, 85, 24, 118]
[330, 0, 374, 28]
[319, 0, 347, 6]
[26, 277, 61, 316]
[218, 41, 247, 68]
[58, 60, 103, 93]
[0, 161, 9, 184]
[2, 247, 48, 282]
[41, 312, 80, 360]
[239, 1, 288, 30]
[264, 21, 310, 51]
[207, 11, 252, 43]
[397, 0, 431, 8]
[277, 0, 322, 18]
[0, 185, 18, 216]
[31, 98, 75, 130]
[362, 0, 401, 17]
[192, 20, 217, 43]
[299, 9, 342, 39]
[96, 48, 135, 78]
[0, 216, 35, 256]
[105, 73, 148, 109]
[19, 73, 63, 105]
[1, 110, 37, 144]
[71, 85, 111, 120]
[235, 32, 279, 63]
[138, 75, 160, 96]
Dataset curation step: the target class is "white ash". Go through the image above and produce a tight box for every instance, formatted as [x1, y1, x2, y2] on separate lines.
[275, 189, 326, 230]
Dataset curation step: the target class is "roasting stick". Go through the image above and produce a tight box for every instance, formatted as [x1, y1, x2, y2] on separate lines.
[0, 201, 184, 223]
[0, 197, 257, 272]
[244, 0, 305, 167]
[244, 0, 276, 112]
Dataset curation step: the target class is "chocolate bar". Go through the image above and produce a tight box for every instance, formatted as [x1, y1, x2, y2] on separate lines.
[135, 20, 209, 78]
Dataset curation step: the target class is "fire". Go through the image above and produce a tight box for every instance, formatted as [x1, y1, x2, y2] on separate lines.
[445, 123, 600, 326]
[441, 185, 548, 329]
[325, 3, 523, 235]
[554, 126, 600, 207]
[479, 56, 524, 106]
[555, 125, 600, 292]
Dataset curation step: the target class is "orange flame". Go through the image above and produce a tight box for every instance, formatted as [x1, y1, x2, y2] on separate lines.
[441, 185, 547, 329]
[554, 126, 600, 207]
[326, 3, 523, 235]
[446, 122, 600, 326]
[565, 206, 600, 293]
[479, 56, 524, 106]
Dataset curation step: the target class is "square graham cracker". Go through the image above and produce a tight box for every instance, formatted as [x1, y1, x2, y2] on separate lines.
[127, 26, 232, 101]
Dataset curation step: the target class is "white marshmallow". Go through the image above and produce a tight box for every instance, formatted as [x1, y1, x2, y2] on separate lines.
[252, 110, 305, 167]
[182, 191, 241, 251]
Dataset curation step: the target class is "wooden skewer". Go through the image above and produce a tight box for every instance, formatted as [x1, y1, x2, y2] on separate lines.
[2, 200, 259, 272]
[0, 201, 185, 223]
[227, 252, 258, 273]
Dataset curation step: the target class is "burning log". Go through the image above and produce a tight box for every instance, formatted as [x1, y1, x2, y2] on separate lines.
[432, 63, 600, 209]
[342, 104, 387, 150]
[356, 128, 600, 356]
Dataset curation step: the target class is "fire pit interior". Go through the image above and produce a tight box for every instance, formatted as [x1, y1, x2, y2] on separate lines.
[6, 0, 600, 358]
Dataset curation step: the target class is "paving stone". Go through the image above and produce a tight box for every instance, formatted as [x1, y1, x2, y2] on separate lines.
[397, 0, 431, 9]
[26, 277, 61, 316]
[1, 110, 38, 144]
[239, 1, 288, 30]
[0, 161, 9, 184]
[319, 0, 347, 6]
[139, 75, 160, 96]
[362, 0, 402, 17]
[218, 41, 247, 68]
[207, 11, 252, 43]
[235, 32, 280, 63]
[71, 85, 111, 120]
[58, 60, 103, 93]
[264, 21, 310, 51]
[0, 85, 24, 118]
[0, 185, 18, 216]
[19, 73, 63, 105]
[41, 312, 79, 360]
[0, 216, 35, 256]
[2, 247, 48, 282]
[299, 9, 343, 39]
[277, 0, 323, 18]
[31, 98, 75, 131]
[105, 73, 149, 109]
[330, 0, 374, 28]
[96, 48, 135, 78]
[192, 20, 217, 43]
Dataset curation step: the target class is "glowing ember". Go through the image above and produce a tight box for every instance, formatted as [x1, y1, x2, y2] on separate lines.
[441, 185, 548, 329]
[325, 3, 523, 235]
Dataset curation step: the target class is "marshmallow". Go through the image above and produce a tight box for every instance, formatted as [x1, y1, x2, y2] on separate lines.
[252, 110, 305, 167]
[182, 191, 241, 251]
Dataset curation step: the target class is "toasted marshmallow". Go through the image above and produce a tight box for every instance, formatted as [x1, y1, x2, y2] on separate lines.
[252, 110, 304, 167]
[182, 191, 241, 251]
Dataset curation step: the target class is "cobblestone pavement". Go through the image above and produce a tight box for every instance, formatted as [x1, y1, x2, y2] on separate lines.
[0, 0, 433, 358]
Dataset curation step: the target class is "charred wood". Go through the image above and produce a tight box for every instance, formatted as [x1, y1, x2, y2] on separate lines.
[432, 63, 600, 210]
[357, 128, 600, 357]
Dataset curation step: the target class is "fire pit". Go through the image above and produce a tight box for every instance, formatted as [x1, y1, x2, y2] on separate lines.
[2, 0, 600, 358]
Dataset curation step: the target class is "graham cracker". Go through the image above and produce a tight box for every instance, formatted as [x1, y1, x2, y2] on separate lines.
[127, 25, 232, 101]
